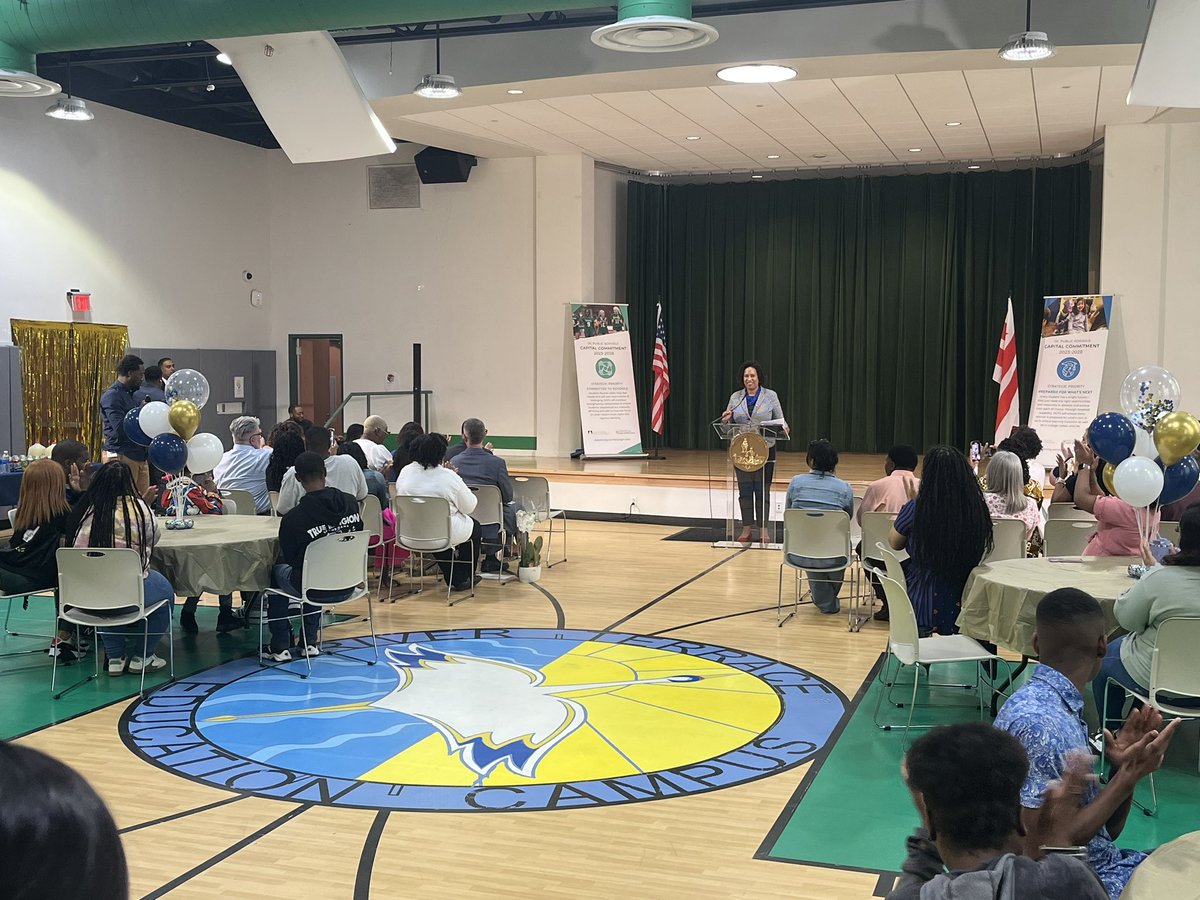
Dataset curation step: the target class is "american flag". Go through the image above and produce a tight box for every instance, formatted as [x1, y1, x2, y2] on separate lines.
[651, 302, 670, 435]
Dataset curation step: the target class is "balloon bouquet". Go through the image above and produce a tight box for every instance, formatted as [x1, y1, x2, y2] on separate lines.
[121, 369, 225, 530]
[1088, 366, 1200, 563]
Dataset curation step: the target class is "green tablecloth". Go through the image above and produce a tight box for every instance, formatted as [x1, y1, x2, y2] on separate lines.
[958, 556, 1136, 656]
[152, 515, 280, 596]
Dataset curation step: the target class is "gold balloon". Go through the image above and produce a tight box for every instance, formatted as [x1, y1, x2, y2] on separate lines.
[167, 399, 201, 441]
[1153, 411, 1200, 466]
[1099, 460, 1117, 496]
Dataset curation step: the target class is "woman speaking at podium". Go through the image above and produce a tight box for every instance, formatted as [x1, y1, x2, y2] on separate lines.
[721, 361, 788, 542]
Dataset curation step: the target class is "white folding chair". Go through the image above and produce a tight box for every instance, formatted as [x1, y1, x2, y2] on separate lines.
[470, 484, 510, 585]
[393, 495, 474, 605]
[1159, 520, 1181, 548]
[258, 531, 375, 678]
[358, 494, 393, 599]
[872, 571, 1009, 741]
[220, 489, 257, 516]
[1044, 519, 1097, 557]
[878, 543, 909, 593]
[1102, 617, 1200, 815]
[985, 518, 1026, 563]
[54, 547, 175, 698]
[853, 512, 900, 631]
[777, 509, 852, 627]
[268, 490, 281, 517]
[1046, 503, 1096, 522]
[512, 475, 567, 567]
[0, 509, 58, 657]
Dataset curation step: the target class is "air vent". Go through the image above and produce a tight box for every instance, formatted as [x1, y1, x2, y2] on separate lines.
[591, 15, 717, 52]
[0, 68, 60, 97]
[368, 164, 421, 209]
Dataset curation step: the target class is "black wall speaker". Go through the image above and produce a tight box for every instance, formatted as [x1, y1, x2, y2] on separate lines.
[414, 147, 477, 184]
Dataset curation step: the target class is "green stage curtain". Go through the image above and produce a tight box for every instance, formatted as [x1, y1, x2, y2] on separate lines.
[627, 164, 1091, 452]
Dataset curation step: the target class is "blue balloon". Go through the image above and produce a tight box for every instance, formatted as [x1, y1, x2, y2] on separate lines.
[149, 433, 188, 474]
[1159, 455, 1200, 506]
[123, 406, 151, 447]
[1088, 413, 1136, 465]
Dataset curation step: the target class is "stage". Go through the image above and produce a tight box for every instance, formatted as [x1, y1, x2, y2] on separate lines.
[506, 449, 889, 521]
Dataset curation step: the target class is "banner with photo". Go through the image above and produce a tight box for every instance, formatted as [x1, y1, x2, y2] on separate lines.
[571, 303, 645, 457]
[1027, 294, 1115, 467]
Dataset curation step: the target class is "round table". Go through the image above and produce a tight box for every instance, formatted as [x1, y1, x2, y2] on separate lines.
[1120, 830, 1200, 898]
[958, 556, 1137, 656]
[152, 515, 280, 597]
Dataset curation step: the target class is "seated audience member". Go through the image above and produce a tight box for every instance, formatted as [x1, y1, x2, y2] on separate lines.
[1001, 425, 1046, 502]
[995, 588, 1180, 899]
[344, 423, 364, 444]
[134, 364, 166, 405]
[287, 403, 313, 432]
[50, 439, 92, 503]
[856, 444, 919, 621]
[337, 440, 388, 511]
[446, 421, 492, 463]
[99, 354, 149, 496]
[276, 427, 368, 515]
[155, 471, 238, 634]
[890, 446, 993, 635]
[450, 418, 516, 572]
[391, 421, 425, 477]
[0, 461, 77, 659]
[213, 416, 273, 514]
[1093, 505, 1200, 727]
[984, 450, 1043, 546]
[70, 462, 176, 676]
[1159, 451, 1200, 521]
[395, 433, 482, 591]
[783, 440, 854, 614]
[355, 415, 393, 474]
[889, 723, 1106, 900]
[265, 426, 305, 497]
[0, 742, 128, 900]
[1072, 440, 1160, 556]
[263, 452, 364, 662]
[267, 419, 303, 446]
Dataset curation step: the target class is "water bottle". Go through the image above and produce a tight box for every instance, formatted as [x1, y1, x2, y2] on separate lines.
[0, 451, 9, 474]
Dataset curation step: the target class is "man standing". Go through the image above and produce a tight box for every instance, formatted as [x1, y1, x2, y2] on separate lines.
[451, 418, 516, 572]
[276, 426, 367, 515]
[135, 365, 167, 404]
[157, 357, 176, 380]
[213, 416, 273, 514]
[263, 451, 364, 662]
[354, 415, 392, 474]
[857, 445, 920, 620]
[99, 354, 149, 496]
[995, 588, 1180, 898]
[288, 404, 314, 432]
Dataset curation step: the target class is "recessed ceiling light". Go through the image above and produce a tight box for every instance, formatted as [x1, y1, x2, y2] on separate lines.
[506, 89, 524, 95]
[967, 164, 981, 170]
[812, 153, 827, 159]
[945, 121, 961, 127]
[767, 154, 780, 159]
[908, 147, 922, 153]
[716, 64, 797, 84]
[751, 174, 763, 179]
[686, 135, 701, 140]
[215, 52, 232, 65]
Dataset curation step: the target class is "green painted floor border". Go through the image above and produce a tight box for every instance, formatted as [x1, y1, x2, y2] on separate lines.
[0, 603, 358, 741]
[755, 653, 1200, 885]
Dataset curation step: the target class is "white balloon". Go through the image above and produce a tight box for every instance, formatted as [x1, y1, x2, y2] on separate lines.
[186, 433, 225, 475]
[1133, 428, 1156, 458]
[1113, 456, 1165, 508]
[164, 368, 211, 410]
[139, 401, 172, 438]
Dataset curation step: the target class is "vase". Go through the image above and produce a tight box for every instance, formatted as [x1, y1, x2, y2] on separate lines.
[518, 565, 541, 583]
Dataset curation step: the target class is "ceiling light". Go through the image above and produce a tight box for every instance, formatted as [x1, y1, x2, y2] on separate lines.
[686, 135, 700, 140]
[44, 57, 91, 121]
[967, 164, 981, 170]
[506, 89, 524, 95]
[591, 5, 718, 53]
[215, 52, 232, 65]
[999, 0, 1056, 61]
[767, 154, 780, 159]
[945, 121, 962, 127]
[716, 64, 796, 84]
[812, 153, 827, 159]
[0, 67, 61, 97]
[751, 174, 763, 179]
[414, 24, 463, 99]
[908, 148, 922, 153]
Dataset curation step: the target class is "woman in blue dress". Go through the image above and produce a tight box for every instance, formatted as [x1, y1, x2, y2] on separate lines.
[889, 446, 993, 635]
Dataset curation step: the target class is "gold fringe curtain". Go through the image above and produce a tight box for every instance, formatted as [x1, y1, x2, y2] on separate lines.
[10, 320, 129, 459]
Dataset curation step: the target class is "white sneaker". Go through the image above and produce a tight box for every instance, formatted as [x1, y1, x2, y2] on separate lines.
[129, 654, 167, 673]
[260, 646, 292, 662]
[300, 644, 321, 658]
[107, 657, 127, 676]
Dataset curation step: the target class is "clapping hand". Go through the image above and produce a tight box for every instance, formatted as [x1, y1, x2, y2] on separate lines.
[1028, 750, 1094, 854]
[901, 474, 919, 500]
[68, 462, 93, 494]
[1104, 707, 1181, 779]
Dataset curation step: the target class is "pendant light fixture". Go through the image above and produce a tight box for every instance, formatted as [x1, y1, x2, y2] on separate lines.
[45, 56, 94, 121]
[999, 0, 1056, 62]
[413, 24, 462, 99]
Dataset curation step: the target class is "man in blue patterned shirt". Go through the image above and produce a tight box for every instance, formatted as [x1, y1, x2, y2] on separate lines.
[995, 588, 1180, 898]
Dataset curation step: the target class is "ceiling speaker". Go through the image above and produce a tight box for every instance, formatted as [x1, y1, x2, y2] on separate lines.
[414, 147, 477, 184]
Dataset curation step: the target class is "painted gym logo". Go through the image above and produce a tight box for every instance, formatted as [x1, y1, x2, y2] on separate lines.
[119, 628, 846, 812]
